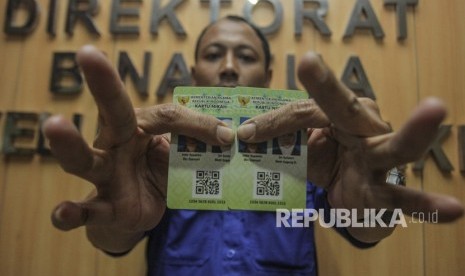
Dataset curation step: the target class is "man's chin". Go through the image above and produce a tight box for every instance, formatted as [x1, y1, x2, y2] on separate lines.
[217, 83, 238, 88]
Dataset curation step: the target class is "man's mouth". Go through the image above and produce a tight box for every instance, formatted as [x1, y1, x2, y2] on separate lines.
[221, 85, 237, 88]
[217, 82, 238, 88]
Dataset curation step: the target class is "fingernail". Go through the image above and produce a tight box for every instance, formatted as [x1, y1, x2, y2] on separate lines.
[55, 206, 64, 221]
[216, 125, 235, 144]
[237, 123, 256, 140]
[313, 55, 329, 83]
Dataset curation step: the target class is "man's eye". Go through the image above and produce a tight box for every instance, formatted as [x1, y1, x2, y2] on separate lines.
[205, 53, 221, 61]
[238, 54, 256, 63]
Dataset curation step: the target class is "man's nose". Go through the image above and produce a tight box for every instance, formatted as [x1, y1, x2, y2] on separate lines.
[220, 51, 239, 78]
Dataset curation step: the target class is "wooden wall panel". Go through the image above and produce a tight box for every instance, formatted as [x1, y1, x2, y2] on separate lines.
[0, 0, 21, 234]
[1, 0, 102, 275]
[415, 0, 465, 275]
[0, 1, 464, 276]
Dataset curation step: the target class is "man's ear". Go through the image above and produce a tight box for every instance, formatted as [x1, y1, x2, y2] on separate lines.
[190, 66, 197, 86]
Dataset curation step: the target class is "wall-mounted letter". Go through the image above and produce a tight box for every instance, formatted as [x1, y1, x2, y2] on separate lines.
[413, 125, 454, 172]
[118, 51, 151, 97]
[384, 0, 418, 40]
[295, 0, 331, 37]
[286, 54, 299, 90]
[156, 53, 191, 97]
[151, 0, 186, 36]
[4, 0, 39, 35]
[66, 0, 100, 36]
[344, 0, 384, 39]
[458, 125, 465, 172]
[3, 112, 38, 156]
[341, 56, 376, 100]
[50, 52, 83, 95]
[110, 0, 140, 35]
[200, 0, 232, 23]
[243, 0, 283, 35]
[47, 0, 58, 36]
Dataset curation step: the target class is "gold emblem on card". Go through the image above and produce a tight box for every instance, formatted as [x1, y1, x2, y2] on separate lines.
[238, 96, 250, 107]
[177, 96, 190, 106]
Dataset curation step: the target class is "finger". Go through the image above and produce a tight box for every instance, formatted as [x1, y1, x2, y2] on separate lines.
[237, 99, 329, 142]
[51, 199, 114, 231]
[52, 201, 88, 231]
[307, 128, 339, 188]
[336, 151, 463, 223]
[297, 52, 387, 136]
[365, 98, 447, 169]
[76, 45, 137, 149]
[367, 184, 464, 223]
[136, 104, 235, 146]
[43, 115, 103, 181]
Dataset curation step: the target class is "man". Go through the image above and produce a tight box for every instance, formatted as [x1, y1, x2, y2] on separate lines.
[178, 135, 206, 153]
[43, 16, 463, 275]
[272, 131, 301, 156]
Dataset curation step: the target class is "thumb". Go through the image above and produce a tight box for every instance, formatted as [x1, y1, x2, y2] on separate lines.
[51, 199, 114, 231]
[51, 201, 89, 231]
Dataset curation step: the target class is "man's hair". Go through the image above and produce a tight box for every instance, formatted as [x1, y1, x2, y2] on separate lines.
[194, 15, 271, 70]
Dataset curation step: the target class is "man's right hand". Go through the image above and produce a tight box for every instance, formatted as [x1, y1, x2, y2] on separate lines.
[43, 45, 235, 253]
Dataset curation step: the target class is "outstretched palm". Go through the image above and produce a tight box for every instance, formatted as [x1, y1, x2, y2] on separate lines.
[237, 52, 463, 235]
[45, 46, 233, 252]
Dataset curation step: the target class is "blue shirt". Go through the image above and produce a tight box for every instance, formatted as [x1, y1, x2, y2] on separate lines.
[144, 182, 375, 275]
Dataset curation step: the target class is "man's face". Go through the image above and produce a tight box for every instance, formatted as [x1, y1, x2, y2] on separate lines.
[192, 19, 272, 88]
[278, 132, 297, 148]
[185, 136, 198, 149]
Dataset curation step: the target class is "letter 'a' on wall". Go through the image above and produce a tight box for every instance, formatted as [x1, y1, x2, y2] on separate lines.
[341, 56, 376, 100]
[156, 53, 191, 97]
[344, 0, 385, 39]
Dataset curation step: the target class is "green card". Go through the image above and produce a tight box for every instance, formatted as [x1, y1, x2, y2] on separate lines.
[167, 86, 308, 211]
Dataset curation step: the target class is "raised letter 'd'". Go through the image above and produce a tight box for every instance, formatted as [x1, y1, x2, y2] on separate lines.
[4, 0, 39, 35]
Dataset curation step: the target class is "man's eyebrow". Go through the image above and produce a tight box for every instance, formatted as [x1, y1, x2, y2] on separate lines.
[201, 42, 225, 51]
[236, 44, 259, 54]
[202, 42, 259, 55]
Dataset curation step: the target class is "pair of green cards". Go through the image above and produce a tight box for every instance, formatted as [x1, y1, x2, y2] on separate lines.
[167, 86, 308, 211]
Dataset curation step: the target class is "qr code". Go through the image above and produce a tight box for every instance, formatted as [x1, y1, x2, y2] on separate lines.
[192, 170, 222, 199]
[253, 171, 282, 200]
